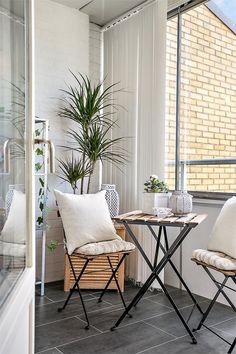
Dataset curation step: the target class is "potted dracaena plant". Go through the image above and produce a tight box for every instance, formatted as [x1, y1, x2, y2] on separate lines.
[57, 71, 127, 194]
[48, 72, 127, 251]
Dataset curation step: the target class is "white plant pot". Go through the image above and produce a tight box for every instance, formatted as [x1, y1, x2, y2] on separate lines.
[142, 193, 171, 214]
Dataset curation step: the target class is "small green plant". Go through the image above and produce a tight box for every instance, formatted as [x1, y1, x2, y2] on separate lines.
[144, 175, 169, 193]
[34, 127, 48, 228]
[47, 240, 59, 252]
[57, 153, 91, 194]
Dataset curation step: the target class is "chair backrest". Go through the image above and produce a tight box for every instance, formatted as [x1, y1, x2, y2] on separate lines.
[208, 196, 236, 259]
[54, 189, 119, 255]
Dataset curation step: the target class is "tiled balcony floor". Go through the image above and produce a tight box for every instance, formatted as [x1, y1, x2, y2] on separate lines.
[35, 281, 236, 354]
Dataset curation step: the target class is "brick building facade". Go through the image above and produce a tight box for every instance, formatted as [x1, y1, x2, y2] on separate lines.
[165, 4, 236, 192]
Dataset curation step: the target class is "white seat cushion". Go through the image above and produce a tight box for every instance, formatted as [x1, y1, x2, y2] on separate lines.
[74, 237, 135, 256]
[192, 249, 236, 271]
[208, 197, 236, 259]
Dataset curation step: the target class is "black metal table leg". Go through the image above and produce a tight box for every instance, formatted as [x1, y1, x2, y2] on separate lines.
[161, 226, 203, 314]
[111, 271, 156, 330]
[156, 274, 197, 344]
[111, 221, 197, 345]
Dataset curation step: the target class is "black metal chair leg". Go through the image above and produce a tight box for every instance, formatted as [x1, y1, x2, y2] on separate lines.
[58, 258, 90, 329]
[228, 338, 236, 353]
[105, 255, 132, 318]
[98, 254, 126, 303]
[193, 276, 228, 332]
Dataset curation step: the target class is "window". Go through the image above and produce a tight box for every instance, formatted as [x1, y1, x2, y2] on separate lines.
[165, 0, 236, 197]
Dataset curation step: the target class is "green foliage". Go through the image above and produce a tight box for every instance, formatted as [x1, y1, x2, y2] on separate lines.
[57, 154, 91, 194]
[35, 162, 42, 172]
[47, 240, 59, 252]
[35, 147, 44, 156]
[36, 176, 46, 226]
[144, 175, 169, 193]
[35, 129, 41, 137]
[58, 72, 127, 194]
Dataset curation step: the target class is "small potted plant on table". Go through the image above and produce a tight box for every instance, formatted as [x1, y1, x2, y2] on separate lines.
[143, 175, 170, 214]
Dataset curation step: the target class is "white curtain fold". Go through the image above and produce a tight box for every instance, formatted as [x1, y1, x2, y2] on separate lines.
[103, 0, 167, 287]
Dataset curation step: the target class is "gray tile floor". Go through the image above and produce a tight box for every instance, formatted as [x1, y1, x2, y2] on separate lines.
[35, 281, 236, 354]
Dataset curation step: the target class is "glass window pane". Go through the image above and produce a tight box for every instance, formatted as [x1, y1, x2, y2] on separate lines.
[0, 0, 26, 307]
[165, 16, 177, 191]
[166, 1, 236, 194]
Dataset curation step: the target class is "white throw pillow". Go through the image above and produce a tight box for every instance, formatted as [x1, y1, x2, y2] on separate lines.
[54, 190, 118, 255]
[0, 190, 26, 244]
[208, 197, 236, 259]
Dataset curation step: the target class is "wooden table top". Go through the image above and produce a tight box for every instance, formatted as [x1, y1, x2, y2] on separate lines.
[113, 210, 207, 228]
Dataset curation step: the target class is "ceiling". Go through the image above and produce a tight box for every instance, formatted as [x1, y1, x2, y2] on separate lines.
[0, 0, 189, 26]
[52, 0, 189, 26]
[0, 0, 24, 19]
[52, 0, 149, 26]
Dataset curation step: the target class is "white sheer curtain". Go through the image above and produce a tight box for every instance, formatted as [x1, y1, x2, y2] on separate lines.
[103, 0, 167, 287]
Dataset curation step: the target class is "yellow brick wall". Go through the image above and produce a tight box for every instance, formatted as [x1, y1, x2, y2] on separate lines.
[165, 4, 236, 192]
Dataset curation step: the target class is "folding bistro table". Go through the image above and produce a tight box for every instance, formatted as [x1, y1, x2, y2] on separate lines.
[111, 210, 207, 344]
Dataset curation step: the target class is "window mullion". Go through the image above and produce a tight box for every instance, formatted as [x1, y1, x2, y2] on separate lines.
[175, 11, 182, 191]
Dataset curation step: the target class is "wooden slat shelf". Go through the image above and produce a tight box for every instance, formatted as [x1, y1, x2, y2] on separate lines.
[64, 225, 126, 292]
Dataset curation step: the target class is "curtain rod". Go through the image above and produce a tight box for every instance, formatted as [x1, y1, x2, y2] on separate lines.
[101, 0, 156, 32]
[102, 0, 206, 32]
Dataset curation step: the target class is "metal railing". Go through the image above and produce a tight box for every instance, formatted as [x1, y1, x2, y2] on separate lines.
[167, 158, 236, 198]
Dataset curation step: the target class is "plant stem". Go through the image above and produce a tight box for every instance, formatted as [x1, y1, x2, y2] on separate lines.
[80, 152, 85, 194]
[87, 162, 95, 194]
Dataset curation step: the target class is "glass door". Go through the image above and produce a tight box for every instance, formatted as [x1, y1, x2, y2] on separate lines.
[0, 0, 28, 308]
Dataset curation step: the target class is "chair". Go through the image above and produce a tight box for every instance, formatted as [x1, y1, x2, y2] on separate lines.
[54, 189, 135, 329]
[191, 197, 236, 353]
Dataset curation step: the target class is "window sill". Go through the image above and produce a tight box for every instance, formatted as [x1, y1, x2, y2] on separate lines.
[193, 198, 225, 206]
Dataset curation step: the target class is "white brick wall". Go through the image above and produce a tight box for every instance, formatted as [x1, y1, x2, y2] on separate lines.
[35, 0, 89, 282]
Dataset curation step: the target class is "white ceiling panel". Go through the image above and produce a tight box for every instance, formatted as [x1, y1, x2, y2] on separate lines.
[51, 0, 92, 11]
[52, 0, 187, 26]
[81, 0, 147, 26]
[52, 0, 147, 26]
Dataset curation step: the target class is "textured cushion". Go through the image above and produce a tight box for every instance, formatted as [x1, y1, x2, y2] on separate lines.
[208, 197, 236, 259]
[0, 190, 26, 244]
[192, 249, 236, 271]
[54, 190, 118, 255]
[74, 237, 136, 256]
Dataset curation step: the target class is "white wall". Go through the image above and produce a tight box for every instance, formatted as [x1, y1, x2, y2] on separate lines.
[35, 0, 89, 282]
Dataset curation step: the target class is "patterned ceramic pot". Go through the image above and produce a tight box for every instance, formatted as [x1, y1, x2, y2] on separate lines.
[101, 184, 119, 218]
[169, 190, 193, 215]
